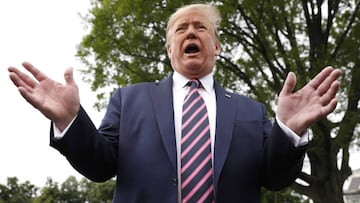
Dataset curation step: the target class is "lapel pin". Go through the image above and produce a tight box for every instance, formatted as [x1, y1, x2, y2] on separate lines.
[225, 93, 231, 98]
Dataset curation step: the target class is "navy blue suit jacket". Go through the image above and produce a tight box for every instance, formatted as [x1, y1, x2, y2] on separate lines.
[50, 74, 306, 203]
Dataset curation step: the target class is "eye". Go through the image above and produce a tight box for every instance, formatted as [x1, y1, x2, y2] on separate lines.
[196, 25, 207, 31]
[175, 26, 186, 33]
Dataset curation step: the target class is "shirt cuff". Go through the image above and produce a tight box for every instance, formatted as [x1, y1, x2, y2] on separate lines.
[53, 115, 78, 140]
[276, 116, 309, 147]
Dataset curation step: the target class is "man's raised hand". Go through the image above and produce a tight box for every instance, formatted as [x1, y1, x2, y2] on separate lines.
[8, 62, 80, 131]
[276, 66, 341, 135]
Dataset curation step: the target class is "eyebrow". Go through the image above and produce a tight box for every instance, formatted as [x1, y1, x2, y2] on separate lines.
[176, 20, 206, 28]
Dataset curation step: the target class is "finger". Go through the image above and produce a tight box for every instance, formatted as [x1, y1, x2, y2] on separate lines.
[9, 71, 24, 88]
[319, 80, 340, 105]
[279, 72, 296, 96]
[8, 72, 34, 95]
[22, 62, 48, 82]
[64, 67, 76, 86]
[17, 86, 41, 110]
[307, 66, 334, 90]
[8, 66, 38, 90]
[316, 69, 342, 96]
[321, 98, 338, 116]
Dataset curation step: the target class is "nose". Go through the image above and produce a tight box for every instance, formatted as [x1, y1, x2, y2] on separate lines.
[186, 32, 196, 39]
[186, 26, 197, 39]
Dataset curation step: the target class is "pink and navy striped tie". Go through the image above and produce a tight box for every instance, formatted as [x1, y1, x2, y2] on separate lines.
[181, 79, 214, 203]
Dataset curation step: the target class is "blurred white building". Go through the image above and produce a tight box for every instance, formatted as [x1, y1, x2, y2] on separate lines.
[344, 169, 360, 203]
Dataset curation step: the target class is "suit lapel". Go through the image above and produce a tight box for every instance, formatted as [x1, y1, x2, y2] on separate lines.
[150, 76, 236, 190]
[150, 75, 177, 171]
[213, 80, 236, 192]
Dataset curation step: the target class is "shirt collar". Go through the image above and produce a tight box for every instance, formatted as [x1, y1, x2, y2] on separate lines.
[172, 71, 214, 93]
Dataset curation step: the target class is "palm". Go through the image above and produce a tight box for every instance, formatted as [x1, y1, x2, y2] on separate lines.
[32, 77, 78, 119]
[8, 62, 80, 130]
[276, 67, 341, 135]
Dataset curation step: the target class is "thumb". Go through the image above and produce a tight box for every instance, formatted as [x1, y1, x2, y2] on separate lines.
[280, 72, 297, 96]
[64, 67, 76, 85]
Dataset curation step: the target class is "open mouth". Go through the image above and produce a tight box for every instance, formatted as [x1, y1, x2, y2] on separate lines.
[184, 44, 200, 54]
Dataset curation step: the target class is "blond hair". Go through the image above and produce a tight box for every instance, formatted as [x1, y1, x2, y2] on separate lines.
[165, 3, 221, 48]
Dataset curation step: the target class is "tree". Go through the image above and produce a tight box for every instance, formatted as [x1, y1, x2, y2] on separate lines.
[0, 176, 115, 202]
[0, 177, 37, 203]
[59, 176, 86, 203]
[76, 0, 360, 202]
[261, 187, 310, 203]
[33, 176, 115, 203]
[81, 178, 115, 203]
[33, 177, 62, 203]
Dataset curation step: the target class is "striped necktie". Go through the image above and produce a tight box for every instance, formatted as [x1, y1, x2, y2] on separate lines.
[181, 79, 214, 203]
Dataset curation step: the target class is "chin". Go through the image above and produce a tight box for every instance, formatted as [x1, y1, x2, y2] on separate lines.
[184, 61, 202, 69]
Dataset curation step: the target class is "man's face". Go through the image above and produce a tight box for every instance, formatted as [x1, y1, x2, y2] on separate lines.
[167, 11, 221, 79]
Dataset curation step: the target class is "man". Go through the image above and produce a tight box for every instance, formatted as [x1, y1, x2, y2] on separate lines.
[8, 3, 341, 203]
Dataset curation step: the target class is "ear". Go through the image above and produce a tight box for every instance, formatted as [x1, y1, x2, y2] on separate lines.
[167, 45, 172, 60]
[215, 41, 221, 56]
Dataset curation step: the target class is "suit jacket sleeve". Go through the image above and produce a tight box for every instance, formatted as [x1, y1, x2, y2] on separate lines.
[261, 118, 307, 190]
[50, 89, 123, 182]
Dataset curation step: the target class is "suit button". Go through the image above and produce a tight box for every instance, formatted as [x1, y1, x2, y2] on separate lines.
[172, 178, 177, 187]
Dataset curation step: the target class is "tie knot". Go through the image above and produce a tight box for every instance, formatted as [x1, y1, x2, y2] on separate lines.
[187, 79, 201, 89]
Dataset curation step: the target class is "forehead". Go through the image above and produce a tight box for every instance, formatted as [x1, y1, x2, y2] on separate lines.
[171, 11, 211, 27]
